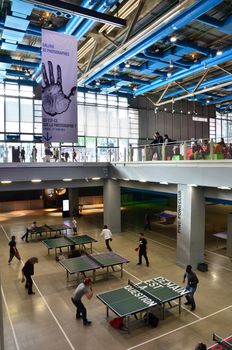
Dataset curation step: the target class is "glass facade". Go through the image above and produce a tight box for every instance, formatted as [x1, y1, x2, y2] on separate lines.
[0, 83, 139, 163]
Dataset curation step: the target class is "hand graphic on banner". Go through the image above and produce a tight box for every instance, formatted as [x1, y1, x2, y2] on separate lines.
[42, 61, 76, 116]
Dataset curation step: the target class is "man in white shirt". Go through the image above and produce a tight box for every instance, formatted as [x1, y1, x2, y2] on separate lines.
[21, 221, 37, 242]
[100, 225, 113, 251]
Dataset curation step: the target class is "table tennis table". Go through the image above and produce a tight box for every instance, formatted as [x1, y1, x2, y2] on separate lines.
[30, 223, 71, 240]
[97, 276, 190, 332]
[59, 251, 129, 282]
[42, 235, 98, 257]
[155, 212, 177, 224]
[208, 333, 232, 349]
[213, 232, 227, 248]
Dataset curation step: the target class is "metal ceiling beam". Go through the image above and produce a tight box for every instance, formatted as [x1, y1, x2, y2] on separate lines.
[155, 80, 232, 106]
[156, 84, 171, 104]
[24, 0, 126, 27]
[207, 94, 232, 105]
[192, 69, 209, 93]
[121, 0, 145, 45]
[80, 0, 224, 86]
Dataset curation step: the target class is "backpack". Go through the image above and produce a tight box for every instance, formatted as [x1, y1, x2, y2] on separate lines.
[109, 317, 124, 329]
[144, 313, 159, 328]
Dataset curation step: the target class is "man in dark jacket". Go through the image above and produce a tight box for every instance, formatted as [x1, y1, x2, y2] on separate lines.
[136, 233, 149, 267]
[183, 264, 199, 311]
[21, 257, 38, 295]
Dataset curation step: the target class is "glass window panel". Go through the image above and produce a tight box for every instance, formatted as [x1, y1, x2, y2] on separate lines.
[6, 97, 19, 122]
[0, 84, 4, 95]
[85, 93, 96, 104]
[97, 138, 107, 146]
[0, 97, 4, 132]
[97, 94, 107, 105]
[78, 105, 85, 135]
[6, 121, 19, 132]
[34, 123, 42, 133]
[118, 109, 128, 137]
[77, 91, 85, 103]
[85, 106, 98, 136]
[20, 85, 33, 97]
[98, 106, 109, 137]
[21, 134, 33, 141]
[21, 122, 33, 133]
[20, 99, 33, 122]
[5, 83, 19, 96]
[222, 119, 228, 142]
[108, 95, 117, 106]
[77, 136, 85, 146]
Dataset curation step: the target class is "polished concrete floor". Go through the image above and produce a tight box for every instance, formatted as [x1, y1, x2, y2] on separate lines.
[1, 204, 232, 350]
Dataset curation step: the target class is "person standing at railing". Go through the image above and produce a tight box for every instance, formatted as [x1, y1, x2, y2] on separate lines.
[31, 145, 37, 162]
[150, 132, 163, 160]
[163, 134, 174, 160]
[129, 144, 134, 161]
[20, 147, 25, 162]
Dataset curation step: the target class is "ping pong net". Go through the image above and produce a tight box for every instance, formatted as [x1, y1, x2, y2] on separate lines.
[213, 333, 232, 350]
[128, 279, 162, 305]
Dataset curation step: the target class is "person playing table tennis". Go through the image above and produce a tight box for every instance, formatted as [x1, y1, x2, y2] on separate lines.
[136, 232, 149, 267]
[183, 264, 199, 311]
[71, 277, 93, 326]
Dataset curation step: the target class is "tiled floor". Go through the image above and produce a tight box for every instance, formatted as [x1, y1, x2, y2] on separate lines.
[1, 204, 232, 350]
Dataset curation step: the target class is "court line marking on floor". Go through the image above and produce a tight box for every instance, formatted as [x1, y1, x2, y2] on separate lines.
[1, 225, 76, 350]
[126, 303, 232, 350]
[1, 286, 20, 350]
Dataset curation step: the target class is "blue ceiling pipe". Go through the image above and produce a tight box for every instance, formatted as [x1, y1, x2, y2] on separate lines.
[207, 94, 232, 105]
[33, 0, 118, 81]
[164, 74, 232, 99]
[103, 73, 149, 85]
[4, 78, 36, 85]
[197, 14, 232, 35]
[72, 0, 119, 39]
[136, 47, 232, 95]
[174, 39, 216, 56]
[0, 56, 39, 68]
[140, 50, 192, 68]
[82, 0, 224, 85]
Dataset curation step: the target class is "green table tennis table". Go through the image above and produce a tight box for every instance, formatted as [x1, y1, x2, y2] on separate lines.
[59, 251, 129, 282]
[97, 276, 190, 332]
[208, 334, 232, 349]
[30, 223, 71, 240]
[42, 235, 98, 257]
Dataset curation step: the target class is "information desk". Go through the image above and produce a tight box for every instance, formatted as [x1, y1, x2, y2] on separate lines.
[42, 235, 97, 257]
[97, 276, 189, 332]
[60, 251, 129, 282]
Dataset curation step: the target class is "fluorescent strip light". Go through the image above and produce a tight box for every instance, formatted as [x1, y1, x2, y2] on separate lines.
[123, 178, 130, 181]
[63, 178, 72, 182]
[188, 184, 198, 187]
[139, 179, 147, 183]
[160, 181, 168, 185]
[92, 177, 101, 180]
[217, 186, 231, 190]
[1, 180, 12, 184]
[31, 179, 42, 183]
[112, 178, 117, 180]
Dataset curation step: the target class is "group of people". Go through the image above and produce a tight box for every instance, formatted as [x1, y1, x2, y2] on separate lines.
[9, 218, 200, 332]
[150, 132, 174, 160]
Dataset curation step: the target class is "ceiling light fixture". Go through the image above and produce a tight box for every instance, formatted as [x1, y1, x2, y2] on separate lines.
[125, 61, 130, 68]
[170, 34, 177, 42]
[188, 184, 198, 187]
[123, 178, 130, 181]
[216, 49, 223, 56]
[169, 60, 174, 68]
[96, 80, 100, 86]
[31, 179, 42, 183]
[167, 72, 172, 78]
[160, 181, 168, 185]
[139, 179, 147, 183]
[92, 177, 101, 180]
[1, 180, 12, 184]
[63, 178, 72, 181]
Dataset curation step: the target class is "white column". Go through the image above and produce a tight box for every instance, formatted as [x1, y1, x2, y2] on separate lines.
[227, 214, 232, 257]
[103, 179, 121, 233]
[176, 184, 205, 269]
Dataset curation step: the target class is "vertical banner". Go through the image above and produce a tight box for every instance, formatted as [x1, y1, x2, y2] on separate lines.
[42, 29, 77, 143]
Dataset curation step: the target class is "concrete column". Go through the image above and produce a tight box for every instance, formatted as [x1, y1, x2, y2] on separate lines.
[227, 214, 232, 257]
[103, 179, 121, 233]
[176, 184, 205, 269]
[68, 188, 79, 217]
